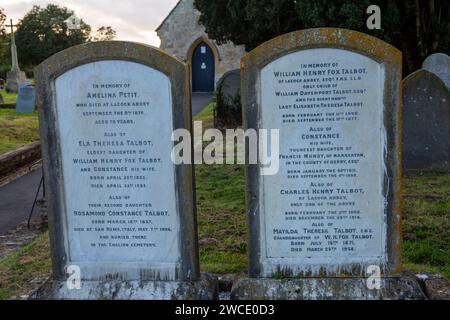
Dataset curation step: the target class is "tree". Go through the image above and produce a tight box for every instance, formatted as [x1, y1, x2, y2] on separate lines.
[395, 0, 450, 74]
[90, 26, 117, 42]
[14, 4, 91, 67]
[194, 0, 450, 74]
[194, 0, 301, 50]
[0, 7, 6, 36]
[0, 7, 8, 77]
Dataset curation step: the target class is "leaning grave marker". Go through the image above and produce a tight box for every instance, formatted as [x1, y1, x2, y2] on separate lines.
[33, 41, 216, 300]
[232, 28, 425, 299]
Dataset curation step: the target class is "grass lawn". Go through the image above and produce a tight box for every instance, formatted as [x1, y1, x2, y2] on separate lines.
[0, 109, 40, 155]
[0, 103, 448, 299]
[403, 172, 450, 277]
[0, 89, 18, 105]
[0, 233, 51, 299]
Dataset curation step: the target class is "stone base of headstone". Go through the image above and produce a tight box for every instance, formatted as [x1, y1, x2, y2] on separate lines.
[6, 70, 26, 93]
[31, 273, 218, 300]
[231, 276, 426, 300]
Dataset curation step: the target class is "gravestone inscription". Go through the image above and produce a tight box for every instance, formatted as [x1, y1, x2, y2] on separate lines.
[33, 42, 216, 300]
[403, 70, 450, 171]
[232, 28, 425, 300]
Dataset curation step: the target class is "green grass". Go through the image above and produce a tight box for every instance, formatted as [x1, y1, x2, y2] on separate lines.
[0, 103, 448, 299]
[196, 164, 247, 273]
[0, 233, 51, 300]
[402, 173, 450, 278]
[0, 109, 40, 154]
[0, 89, 18, 104]
[194, 102, 215, 129]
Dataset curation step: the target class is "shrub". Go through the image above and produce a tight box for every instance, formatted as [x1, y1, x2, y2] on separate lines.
[214, 78, 242, 129]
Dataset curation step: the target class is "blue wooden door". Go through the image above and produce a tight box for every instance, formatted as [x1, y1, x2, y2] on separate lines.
[192, 42, 215, 92]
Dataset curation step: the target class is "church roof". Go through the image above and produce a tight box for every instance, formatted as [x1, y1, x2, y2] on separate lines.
[155, 0, 183, 32]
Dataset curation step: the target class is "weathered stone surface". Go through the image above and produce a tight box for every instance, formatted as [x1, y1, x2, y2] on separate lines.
[156, 0, 245, 85]
[6, 69, 26, 94]
[0, 141, 41, 180]
[34, 41, 209, 300]
[242, 28, 403, 279]
[422, 53, 450, 89]
[415, 273, 450, 300]
[218, 69, 240, 99]
[16, 86, 36, 114]
[32, 273, 218, 300]
[236, 27, 414, 300]
[403, 70, 450, 171]
[231, 277, 426, 300]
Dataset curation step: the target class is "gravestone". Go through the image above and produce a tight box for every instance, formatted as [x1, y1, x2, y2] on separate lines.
[0, 93, 3, 105]
[422, 53, 450, 90]
[16, 86, 36, 114]
[232, 28, 425, 300]
[403, 70, 450, 171]
[32, 41, 216, 300]
[219, 69, 240, 99]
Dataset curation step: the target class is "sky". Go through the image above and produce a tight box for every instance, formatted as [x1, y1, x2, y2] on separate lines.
[1, 0, 180, 46]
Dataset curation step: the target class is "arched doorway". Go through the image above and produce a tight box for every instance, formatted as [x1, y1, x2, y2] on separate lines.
[191, 42, 215, 92]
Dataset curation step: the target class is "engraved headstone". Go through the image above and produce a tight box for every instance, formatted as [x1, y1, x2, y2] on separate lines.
[422, 53, 450, 90]
[33, 42, 216, 300]
[403, 70, 450, 171]
[232, 28, 425, 300]
[16, 86, 36, 114]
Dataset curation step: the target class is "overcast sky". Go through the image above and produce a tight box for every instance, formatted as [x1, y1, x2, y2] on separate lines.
[1, 0, 180, 46]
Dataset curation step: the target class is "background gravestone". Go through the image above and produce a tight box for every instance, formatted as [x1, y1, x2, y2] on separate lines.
[232, 28, 425, 300]
[33, 41, 216, 300]
[422, 53, 450, 90]
[218, 69, 240, 99]
[403, 70, 450, 171]
[0, 94, 3, 105]
[16, 86, 36, 114]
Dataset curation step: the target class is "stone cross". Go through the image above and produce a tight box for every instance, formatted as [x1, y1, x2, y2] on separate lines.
[5, 19, 20, 72]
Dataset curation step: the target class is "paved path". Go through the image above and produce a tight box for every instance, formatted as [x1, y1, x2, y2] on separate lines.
[192, 92, 213, 116]
[0, 169, 43, 235]
[0, 94, 213, 235]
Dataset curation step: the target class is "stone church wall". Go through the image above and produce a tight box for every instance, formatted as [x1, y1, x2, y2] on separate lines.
[156, 0, 246, 86]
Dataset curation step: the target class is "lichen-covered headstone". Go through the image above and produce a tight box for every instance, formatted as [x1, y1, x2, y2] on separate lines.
[33, 41, 216, 300]
[403, 70, 450, 171]
[232, 28, 425, 300]
[422, 53, 450, 90]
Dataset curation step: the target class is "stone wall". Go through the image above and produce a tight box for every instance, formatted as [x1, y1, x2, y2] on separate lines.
[156, 0, 246, 85]
[0, 141, 41, 180]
